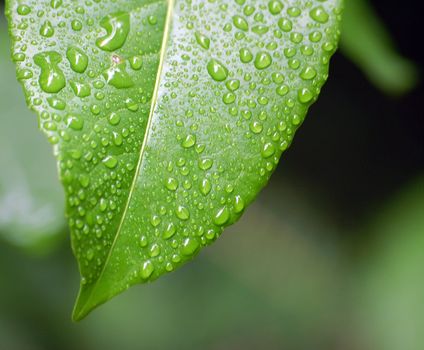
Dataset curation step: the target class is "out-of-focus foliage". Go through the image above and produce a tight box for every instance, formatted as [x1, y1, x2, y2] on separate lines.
[0, 183, 346, 349]
[354, 176, 424, 350]
[0, 18, 65, 253]
[341, 0, 418, 95]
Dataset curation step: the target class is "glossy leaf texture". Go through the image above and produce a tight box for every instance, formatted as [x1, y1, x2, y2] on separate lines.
[6, 0, 342, 320]
[0, 17, 65, 252]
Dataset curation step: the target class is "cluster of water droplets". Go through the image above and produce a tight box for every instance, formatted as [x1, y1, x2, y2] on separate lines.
[7, 0, 342, 296]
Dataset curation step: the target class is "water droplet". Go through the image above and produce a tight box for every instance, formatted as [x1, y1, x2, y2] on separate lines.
[102, 155, 118, 169]
[300, 66, 317, 80]
[34, 51, 66, 93]
[70, 81, 91, 97]
[198, 158, 213, 170]
[108, 112, 121, 125]
[207, 59, 228, 82]
[239, 48, 253, 63]
[140, 260, 154, 279]
[140, 235, 148, 247]
[200, 178, 212, 195]
[66, 114, 84, 130]
[166, 177, 178, 191]
[310, 6, 329, 23]
[278, 18, 292, 32]
[103, 62, 134, 89]
[150, 215, 161, 227]
[130, 55, 143, 70]
[213, 206, 230, 226]
[233, 15, 248, 31]
[47, 97, 66, 110]
[195, 32, 210, 49]
[163, 223, 176, 239]
[149, 243, 160, 257]
[298, 88, 313, 103]
[268, 0, 283, 15]
[96, 12, 130, 52]
[234, 195, 245, 213]
[254, 52, 272, 70]
[50, 0, 62, 9]
[250, 121, 263, 134]
[261, 142, 275, 158]
[71, 20, 83, 31]
[226, 79, 240, 91]
[182, 238, 199, 256]
[17, 4, 31, 16]
[40, 21, 54, 37]
[66, 47, 88, 73]
[182, 134, 196, 148]
[252, 25, 269, 35]
[176, 205, 190, 220]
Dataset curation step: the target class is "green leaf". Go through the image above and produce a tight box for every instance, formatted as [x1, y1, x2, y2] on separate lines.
[0, 17, 65, 252]
[340, 0, 419, 95]
[6, 0, 342, 320]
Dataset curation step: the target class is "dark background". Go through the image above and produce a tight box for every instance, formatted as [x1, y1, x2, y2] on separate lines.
[283, 0, 423, 231]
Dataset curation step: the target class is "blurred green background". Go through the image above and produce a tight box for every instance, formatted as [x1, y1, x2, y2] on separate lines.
[1, 1, 423, 349]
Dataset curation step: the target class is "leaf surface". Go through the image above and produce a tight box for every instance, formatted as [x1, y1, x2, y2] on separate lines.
[6, 0, 342, 320]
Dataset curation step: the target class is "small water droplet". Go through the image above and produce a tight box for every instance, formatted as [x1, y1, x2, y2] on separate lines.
[140, 260, 154, 279]
[207, 59, 228, 82]
[176, 205, 190, 220]
[182, 238, 199, 256]
[254, 52, 272, 70]
[310, 6, 329, 23]
[233, 15, 249, 31]
[40, 21, 54, 37]
[195, 31, 210, 49]
[213, 206, 230, 226]
[102, 155, 118, 168]
[66, 47, 88, 73]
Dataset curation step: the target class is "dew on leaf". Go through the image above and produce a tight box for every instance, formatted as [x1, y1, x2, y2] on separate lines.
[207, 59, 228, 82]
[213, 206, 230, 226]
[34, 51, 66, 93]
[66, 47, 89, 73]
[254, 52, 272, 70]
[96, 12, 130, 52]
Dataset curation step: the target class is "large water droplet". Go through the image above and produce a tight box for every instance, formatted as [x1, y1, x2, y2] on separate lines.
[96, 12, 130, 52]
[34, 51, 66, 93]
[103, 62, 134, 89]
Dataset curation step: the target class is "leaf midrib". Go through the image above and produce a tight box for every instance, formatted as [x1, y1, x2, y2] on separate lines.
[74, 0, 175, 317]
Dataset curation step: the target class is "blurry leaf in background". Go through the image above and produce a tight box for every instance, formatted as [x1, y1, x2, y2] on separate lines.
[340, 0, 419, 96]
[0, 181, 346, 350]
[0, 18, 65, 253]
[354, 176, 424, 350]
